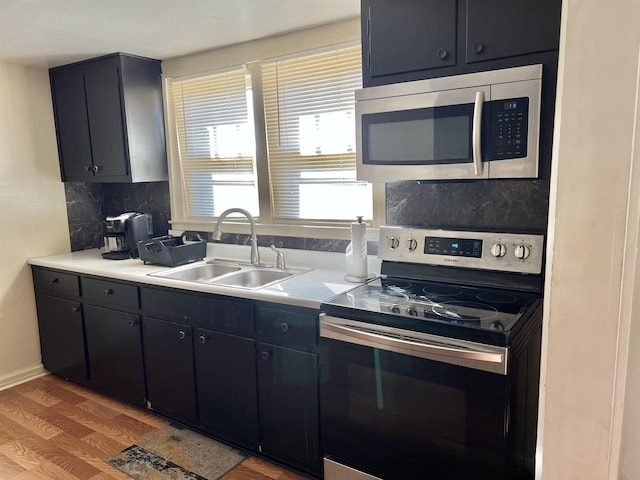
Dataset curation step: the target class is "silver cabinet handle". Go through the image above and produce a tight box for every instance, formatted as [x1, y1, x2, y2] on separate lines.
[472, 90, 484, 176]
[199, 335, 206, 344]
[319, 314, 508, 375]
[178, 330, 186, 340]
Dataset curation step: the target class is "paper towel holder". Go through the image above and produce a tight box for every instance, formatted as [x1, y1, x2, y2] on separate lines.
[344, 216, 376, 283]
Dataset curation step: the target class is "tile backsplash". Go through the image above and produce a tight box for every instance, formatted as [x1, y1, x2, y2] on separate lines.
[64, 178, 548, 254]
[386, 179, 550, 233]
[64, 182, 171, 251]
[63, 182, 371, 254]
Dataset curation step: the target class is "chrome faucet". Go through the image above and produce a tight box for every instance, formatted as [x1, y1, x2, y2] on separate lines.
[270, 245, 286, 270]
[211, 208, 260, 266]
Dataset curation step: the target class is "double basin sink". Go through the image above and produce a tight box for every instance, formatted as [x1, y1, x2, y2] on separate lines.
[149, 259, 311, 290]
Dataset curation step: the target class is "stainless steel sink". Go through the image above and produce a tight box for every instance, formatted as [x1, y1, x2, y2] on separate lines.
[211, 269, 294, 289]
[154, 263, 241, 282]
[149, 260, 310, 290]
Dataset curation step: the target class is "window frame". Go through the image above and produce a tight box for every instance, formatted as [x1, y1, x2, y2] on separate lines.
[163, 42, 385, 240]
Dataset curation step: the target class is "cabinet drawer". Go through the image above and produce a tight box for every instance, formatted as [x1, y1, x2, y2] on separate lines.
[257, 305, 318, 351]
[82, 277, 139, 310]
[141, 287, 254, 336]
[32, 268, 80, 297]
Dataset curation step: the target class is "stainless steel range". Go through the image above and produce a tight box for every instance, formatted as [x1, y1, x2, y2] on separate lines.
[319, 226, 545, 480]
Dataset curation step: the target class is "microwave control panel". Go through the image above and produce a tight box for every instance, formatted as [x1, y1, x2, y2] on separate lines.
[489, 97, 529, 160]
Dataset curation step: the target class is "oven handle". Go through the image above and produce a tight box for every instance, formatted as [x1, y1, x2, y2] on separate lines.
[472, 90, 484, 176]
[319, 314, 508, 375]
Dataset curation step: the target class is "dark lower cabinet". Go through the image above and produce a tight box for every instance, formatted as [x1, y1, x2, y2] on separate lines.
[34, 293, 87, 384]
[83, 304, 145, 406]
[195, 328, 259, 450]
[33, 269, 322, 478]
[143, 316, 197, 423]
[257, 342, 321, 475]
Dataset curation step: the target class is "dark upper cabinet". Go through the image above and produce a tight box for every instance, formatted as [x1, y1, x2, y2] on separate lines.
[465, 0, 562, 64]
[49, 53, 168, 183]
[367, 0, 457, 79]
[363, 0, 562, 86]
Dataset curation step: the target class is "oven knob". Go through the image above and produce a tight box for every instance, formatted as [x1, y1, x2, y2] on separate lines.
[406, 238, 418, 251]
[491, 243, 507, 258]
[407, 306, 419, 316]
[514, 244, 531, 260]
[388, 236, 400, 250]
[391, 305, 401, 314]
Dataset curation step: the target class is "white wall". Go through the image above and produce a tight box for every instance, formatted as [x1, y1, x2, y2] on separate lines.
[0, 62, 70, 388]
[539, 0, 640, 478]
[162, 17, 360, 77]
[618, 45, 640, 480]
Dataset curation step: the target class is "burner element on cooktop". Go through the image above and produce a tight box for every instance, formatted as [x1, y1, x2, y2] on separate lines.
[422, 285, 464, 298]
[348, 289, 409, 309]
[477, 292, 519, 304]
[432, 301, 499, 322]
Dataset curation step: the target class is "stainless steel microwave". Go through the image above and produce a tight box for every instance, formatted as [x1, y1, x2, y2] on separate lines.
[355, 64, 542, 181]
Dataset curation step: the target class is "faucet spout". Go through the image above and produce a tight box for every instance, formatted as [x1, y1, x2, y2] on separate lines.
[212, 208, 261, 266]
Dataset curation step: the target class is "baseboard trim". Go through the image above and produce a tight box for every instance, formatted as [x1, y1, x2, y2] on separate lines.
[0, 364, 48, 391]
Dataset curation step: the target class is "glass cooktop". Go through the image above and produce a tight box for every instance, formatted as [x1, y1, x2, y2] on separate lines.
[322, 276, 542, 345]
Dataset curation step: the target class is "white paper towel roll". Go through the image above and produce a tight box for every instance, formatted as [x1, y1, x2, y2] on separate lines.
[345, 216, 368, 282]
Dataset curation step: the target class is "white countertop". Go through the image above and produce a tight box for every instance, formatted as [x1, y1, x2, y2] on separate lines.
[28, 243, 381, 309]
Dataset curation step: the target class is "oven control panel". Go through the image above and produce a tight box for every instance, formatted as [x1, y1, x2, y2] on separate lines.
[379, 226, 544, 274]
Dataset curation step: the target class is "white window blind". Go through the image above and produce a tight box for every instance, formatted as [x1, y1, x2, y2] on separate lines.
[262, 45, 372, 223]
[169, 68, 259, 218]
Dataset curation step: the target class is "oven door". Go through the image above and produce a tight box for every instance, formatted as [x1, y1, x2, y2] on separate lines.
[319, 315, 511, 480]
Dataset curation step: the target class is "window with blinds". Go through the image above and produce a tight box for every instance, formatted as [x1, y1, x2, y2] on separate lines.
[262, 44, 372, 223]
[169, 67, 259, 219]
[167, 43, 375, 228]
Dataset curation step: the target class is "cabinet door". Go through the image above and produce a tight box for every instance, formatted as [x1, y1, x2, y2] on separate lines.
[465, 0, 561, 64]
[35, 293, 87, 383]
[143, 316, 197, 423]
[84, 304, 145, 406]
[258, 343, 320, 475]
[84, 57, 129, 178]
[195, 328, 259, 449]
[50, 65, 94, 179]
[366, 0, 457, 81]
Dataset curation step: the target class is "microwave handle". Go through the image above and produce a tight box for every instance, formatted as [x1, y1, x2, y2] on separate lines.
[472, 91, 484, 175]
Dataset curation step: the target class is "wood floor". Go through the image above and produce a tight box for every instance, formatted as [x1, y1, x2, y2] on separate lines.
[0, 375, 307, 480]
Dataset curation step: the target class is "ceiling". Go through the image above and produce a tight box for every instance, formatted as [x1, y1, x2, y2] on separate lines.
[0, 0, 360, 69]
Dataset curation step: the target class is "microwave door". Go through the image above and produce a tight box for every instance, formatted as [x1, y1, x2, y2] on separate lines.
[356, 86, 491, 182]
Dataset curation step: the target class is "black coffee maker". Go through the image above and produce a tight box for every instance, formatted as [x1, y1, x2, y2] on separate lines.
[101, 212, 153, 260]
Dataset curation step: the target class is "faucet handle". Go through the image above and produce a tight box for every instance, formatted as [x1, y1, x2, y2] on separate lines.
[270, 245, 286, 270]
